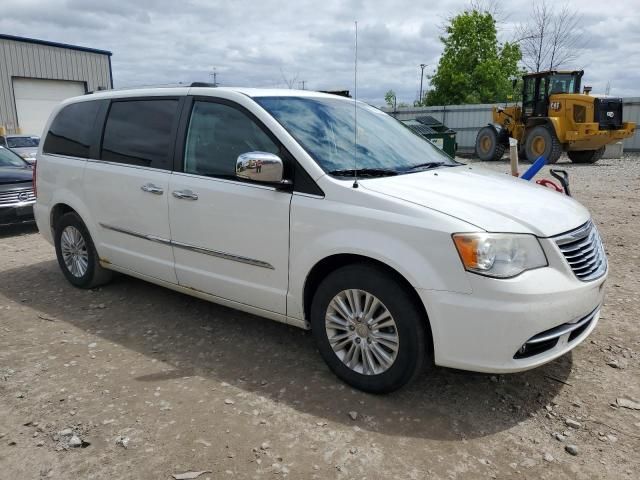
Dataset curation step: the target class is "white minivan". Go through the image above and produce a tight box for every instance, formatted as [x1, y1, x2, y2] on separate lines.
[34, 86, 607, 393]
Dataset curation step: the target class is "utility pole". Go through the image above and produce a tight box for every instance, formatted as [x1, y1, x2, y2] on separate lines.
[298, 80, 307, 90]
[419, 64, 427, 104]
[209, 67, 218, 87]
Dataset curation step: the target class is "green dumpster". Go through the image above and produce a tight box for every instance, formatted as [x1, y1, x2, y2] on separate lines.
[402, 115, 457, 158]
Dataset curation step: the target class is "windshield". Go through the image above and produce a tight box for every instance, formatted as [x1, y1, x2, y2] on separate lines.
[549, 74, 577, 95]
[255, 96, 457, 175]
[0, 146, 27, 167]
[7, 136, 39, 148]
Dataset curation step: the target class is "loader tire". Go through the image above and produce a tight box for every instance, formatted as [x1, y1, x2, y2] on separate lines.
[524, 125, 562, 164]
[475, 126, 506, 161]
[567, 147, 605, 164]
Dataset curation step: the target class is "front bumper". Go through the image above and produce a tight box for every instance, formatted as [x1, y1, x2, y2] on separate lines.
[418, 238, 606, 373]
[0, 202, 35, 225]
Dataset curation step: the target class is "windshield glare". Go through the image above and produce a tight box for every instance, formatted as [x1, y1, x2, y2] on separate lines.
[7, 136, 39, 148]
[0, 147, 27, 167]
[256, 96, 457, 174]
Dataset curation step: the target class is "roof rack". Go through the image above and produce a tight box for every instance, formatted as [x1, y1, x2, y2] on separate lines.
[190, 82, 217, 87]
[84, 83, 192, 94]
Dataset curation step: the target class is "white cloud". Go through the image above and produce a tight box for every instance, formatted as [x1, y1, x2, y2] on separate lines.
[0, 0, 638, 104]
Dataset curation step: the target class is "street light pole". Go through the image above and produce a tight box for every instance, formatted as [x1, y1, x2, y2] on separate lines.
[419, 63, 427, 104]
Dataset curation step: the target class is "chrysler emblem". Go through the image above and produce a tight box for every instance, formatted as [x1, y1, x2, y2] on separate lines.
[18, 192, 29, 201]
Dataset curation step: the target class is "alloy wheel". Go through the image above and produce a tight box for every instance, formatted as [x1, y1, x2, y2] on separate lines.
[60, 225, 89, 278]
[325, 289, 399, 375]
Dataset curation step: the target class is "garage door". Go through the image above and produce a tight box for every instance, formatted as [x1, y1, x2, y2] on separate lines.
[13, 78, 86, 136]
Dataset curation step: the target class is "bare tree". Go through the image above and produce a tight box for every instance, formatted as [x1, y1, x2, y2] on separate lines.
[515, 0, 584, 72]
[516, 1, 551, 72]
[547, 5, 582, 69]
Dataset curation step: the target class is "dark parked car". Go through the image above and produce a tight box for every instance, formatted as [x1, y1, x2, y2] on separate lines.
[0, 145, 35, 225]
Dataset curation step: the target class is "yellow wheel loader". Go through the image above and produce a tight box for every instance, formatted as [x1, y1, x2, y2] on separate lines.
[475, 70, 636, 164]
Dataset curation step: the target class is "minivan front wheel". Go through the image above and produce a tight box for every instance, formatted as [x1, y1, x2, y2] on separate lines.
[310, 264, 428, 393]
[54, 212, 112, 288]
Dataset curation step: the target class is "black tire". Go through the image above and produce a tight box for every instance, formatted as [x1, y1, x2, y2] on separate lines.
[523, 125, 562, 164]
[475, 126, 506, 161]
[54, 212, 112, 289]
[567, 147, 605, 164]
[310, 263, 429, 393]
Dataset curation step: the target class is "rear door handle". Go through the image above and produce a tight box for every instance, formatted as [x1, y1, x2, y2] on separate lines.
[141, 183, 164, 195]
[172, 189, 199, 201]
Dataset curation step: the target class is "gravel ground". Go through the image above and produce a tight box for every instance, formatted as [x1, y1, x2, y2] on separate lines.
[1, 154, 639, 479]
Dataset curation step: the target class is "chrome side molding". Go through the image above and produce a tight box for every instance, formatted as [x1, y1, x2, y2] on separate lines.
[99, 223, 274, 269]
[171, 240, 274, 269]
[99, 223, 171, 245]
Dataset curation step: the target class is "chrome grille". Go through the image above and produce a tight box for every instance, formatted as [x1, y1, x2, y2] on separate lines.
[0, 187, 36, 206]
[554, 222, 607, 281]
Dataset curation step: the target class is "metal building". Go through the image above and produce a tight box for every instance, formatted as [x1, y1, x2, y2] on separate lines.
[0, 34, 112, 136]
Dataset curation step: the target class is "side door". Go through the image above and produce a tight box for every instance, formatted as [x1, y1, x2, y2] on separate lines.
[533, 76, 549, 117]
[522, 76, 536, 122]
[83, 97, 183, 283]
[168, 97, 292, 315]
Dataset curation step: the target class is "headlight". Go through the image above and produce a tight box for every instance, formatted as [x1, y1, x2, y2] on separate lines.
[452, 233, 547, 278]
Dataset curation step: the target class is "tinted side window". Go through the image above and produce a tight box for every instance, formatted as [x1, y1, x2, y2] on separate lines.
[184, 101, 279, 177]
[101, 100, 179, 169]
[43, 101, 100, 158]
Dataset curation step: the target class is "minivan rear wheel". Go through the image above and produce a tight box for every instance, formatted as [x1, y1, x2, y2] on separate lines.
[310, 264, 428, 393]
[54, 212, 112, 288]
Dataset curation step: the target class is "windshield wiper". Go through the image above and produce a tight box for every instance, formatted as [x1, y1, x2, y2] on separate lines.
[402, 161, 455, 172]
[328, 168, 398, 178]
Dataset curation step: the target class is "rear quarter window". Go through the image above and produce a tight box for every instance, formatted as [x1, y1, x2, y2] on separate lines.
[100, 99, 179, 170]
[43, 101, 100, 158]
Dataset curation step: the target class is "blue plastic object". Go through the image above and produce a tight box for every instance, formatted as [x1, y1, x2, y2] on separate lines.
[520, 156, 547, 181]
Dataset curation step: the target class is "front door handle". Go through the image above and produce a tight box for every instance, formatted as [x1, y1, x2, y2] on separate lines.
[172, 189, 199, 201]
[141, 183, 164, 195]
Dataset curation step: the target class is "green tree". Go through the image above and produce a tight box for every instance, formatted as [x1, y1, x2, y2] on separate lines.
[384, 89, 396, 107]
[425, 10, 521, 106]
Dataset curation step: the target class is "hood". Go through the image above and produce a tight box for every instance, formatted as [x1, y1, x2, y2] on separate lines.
[0, 166, 33, 185]
[360, 165, 589, 237]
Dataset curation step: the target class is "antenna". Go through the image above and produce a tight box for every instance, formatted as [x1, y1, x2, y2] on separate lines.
[353, 21, 359, 189]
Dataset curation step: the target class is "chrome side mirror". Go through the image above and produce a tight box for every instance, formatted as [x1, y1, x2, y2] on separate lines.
[236, 152, 287, 184]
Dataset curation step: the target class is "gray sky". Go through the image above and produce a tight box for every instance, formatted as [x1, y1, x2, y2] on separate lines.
[2, 0, 638, 104]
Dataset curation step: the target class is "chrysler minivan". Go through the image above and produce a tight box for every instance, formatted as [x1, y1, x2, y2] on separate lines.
[34, 86, 607, 393]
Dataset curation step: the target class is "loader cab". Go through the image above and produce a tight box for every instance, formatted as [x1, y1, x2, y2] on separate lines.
[522, 70, 583, 121]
